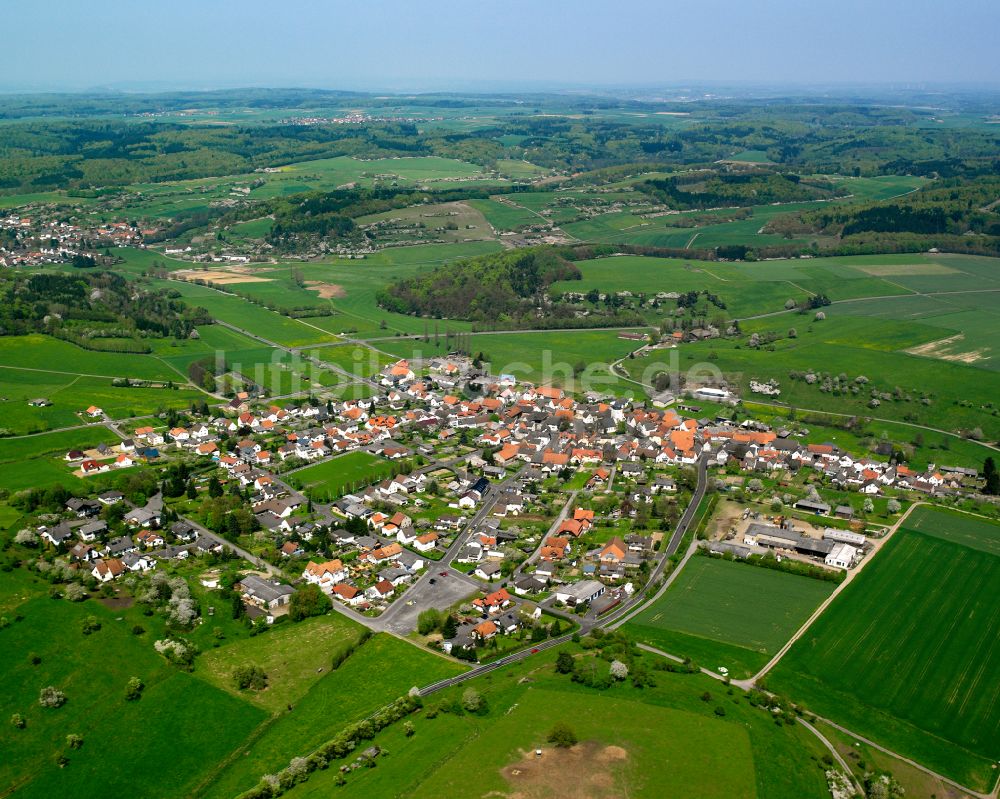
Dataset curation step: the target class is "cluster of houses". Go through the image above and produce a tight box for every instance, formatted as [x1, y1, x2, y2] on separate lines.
[0, 214, 152, 267]
[299, 524, 429, 612]
[37, 491, 222, 582]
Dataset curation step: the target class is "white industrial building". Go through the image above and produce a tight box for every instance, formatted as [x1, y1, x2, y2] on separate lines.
[825, 543, 858, 569]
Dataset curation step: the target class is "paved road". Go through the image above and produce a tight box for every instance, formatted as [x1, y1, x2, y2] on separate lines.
[375, 471, 522, 631]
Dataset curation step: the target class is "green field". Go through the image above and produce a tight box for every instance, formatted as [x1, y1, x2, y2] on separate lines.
[0, 334, 184, 382]
[0, 362, 208, 435]
[289, 451, 395, 498]
[412, 689, 755, 798]
[0, 594, 267, 799]
[195, 615, 366, 713]
[903, 505, 1000, 556]
[468, 197, 541, 231]
[282, 644, 830, 799]
[625, 556, 834, 678]
[378, 328, 650, 393]
[0, 427, 122, 491]
[768, 508, 1000, 791]
[200, 634, 465, 799]
[143, 278, 338, 347]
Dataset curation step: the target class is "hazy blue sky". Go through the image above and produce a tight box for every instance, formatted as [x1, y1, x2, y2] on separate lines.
[2, 0, 997, 92]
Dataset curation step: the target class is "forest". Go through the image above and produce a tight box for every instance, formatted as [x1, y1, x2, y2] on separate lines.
[0, 271, 211, 350]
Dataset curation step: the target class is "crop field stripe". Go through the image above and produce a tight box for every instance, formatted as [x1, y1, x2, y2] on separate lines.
[768, 526, 1000, 786]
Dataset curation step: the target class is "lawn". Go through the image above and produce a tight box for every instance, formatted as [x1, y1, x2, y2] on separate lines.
[625, 555, 833, 678]
[288, 451, 394, 499]
[195, 615, 366, 713]
[199, 634, 466, 799]
[0, 595, 267, 799]
[768, 509, 1000, 791]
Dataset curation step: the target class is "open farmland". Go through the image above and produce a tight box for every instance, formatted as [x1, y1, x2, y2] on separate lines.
[408, 689, 757, 799]
[628, 311, 1000, 440]
[376, 327, 651, 393]
[468, 197, 543, 231]
[0, 366, 207, 435]
[903, 504, 1000, 555]
[144, 278, 338, 347]
[768, 508, 1000, 791]
[625, 555, 834, 678]
[0, 427, 122, 491]
[224, 241, 501, 339]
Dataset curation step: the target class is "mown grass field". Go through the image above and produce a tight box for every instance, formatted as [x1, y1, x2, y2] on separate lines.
[282, 643, 831, 799]
[288, 451, 394, 498]
[768, 508, 1000, 791]
[625, 556, 834, 678]
[195, 615, 366, 713]
[0, 595, 267, 799]
[200, 634, 466, 799]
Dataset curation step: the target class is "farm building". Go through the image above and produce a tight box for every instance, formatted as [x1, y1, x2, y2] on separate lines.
[824, 543, 858, 569]
[822, 528, 867, 547]
[743, 522, 834, 558]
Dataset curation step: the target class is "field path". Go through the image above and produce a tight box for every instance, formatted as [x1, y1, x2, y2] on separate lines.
[743, 502, 924, 688]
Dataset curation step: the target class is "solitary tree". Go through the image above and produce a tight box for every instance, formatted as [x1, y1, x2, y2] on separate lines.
[547, 722, 578, 748]
[125, 677, 144, 701]
[39, 686, 66, 708]
[461, 688, 485, 714]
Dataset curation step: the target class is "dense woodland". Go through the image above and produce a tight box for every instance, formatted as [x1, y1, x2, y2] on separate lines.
[377, 248, 582, 324]
[635, 171, 847, 210]
[0, 271, 211, 351]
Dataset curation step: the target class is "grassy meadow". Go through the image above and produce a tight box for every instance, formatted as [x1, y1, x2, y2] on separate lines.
[0, 594, 267, 799]
[288, 451, 395, 499]
[625, 555, 834, 679]
[280, 643, 832, 799]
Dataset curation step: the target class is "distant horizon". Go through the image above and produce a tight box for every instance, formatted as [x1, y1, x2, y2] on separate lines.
[2, 78, 1000, 99]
